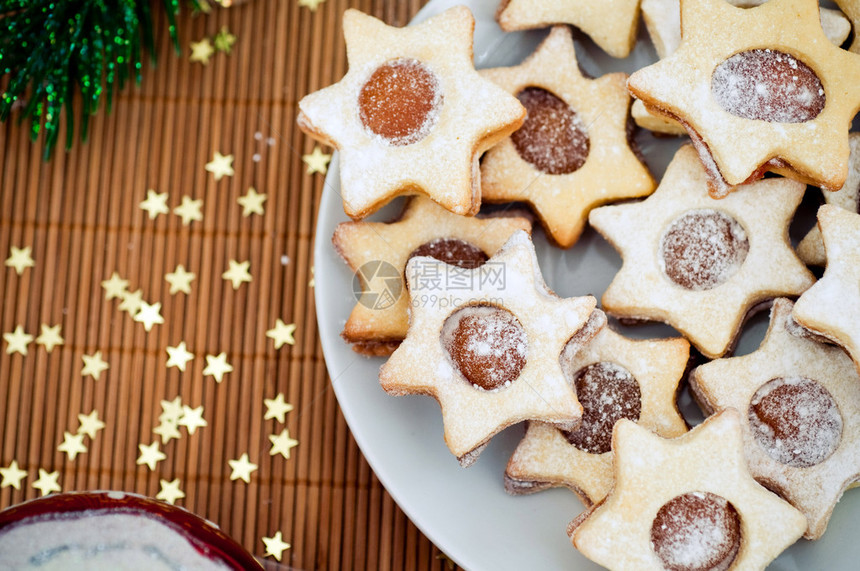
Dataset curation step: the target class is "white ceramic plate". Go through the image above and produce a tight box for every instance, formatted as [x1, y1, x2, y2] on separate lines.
[313, 1, 859, 568]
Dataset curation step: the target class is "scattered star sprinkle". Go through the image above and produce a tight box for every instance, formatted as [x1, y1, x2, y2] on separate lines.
[81, 351, 110, 380]
[77, 410, 106, 439]
[101, 272, 129, 300]
[134, 301, 164, 331]
[298, 0, 327, 13]
[32, 469, 60, 496]
[262, 531, 291, 561]
[309, 265, 315, 288]
[0, 460, 27, 490]
[214, 26, 237, 53]
[228, 453, 258, 483]
[173, 196, 204, 226]
[269, 428, 299, 459]
[166, 342, 195, 372]
[139, 190, 170, 220]
[302, 146, 331, 174]
[154, 420, 182, 444]
[178, 405, 208, 435]
[205, 151, 235, 181]
[264, 393, 294, 423]
[4, 326, 33, 356]
[237, 187, 267, 217]
[165, 264, 195, 295]
[35, 324, 63, 353]
[118, 289, 144, 315]
[159, 396, 184, 423]
[57, 431, 87, 461]
[137, 441, 167, 471]
[157, 478, 185, 504]
[266, 319, 296, 349]
[203, 352, 233, 383]
[5, 245, 35, 275]
[222, 259, 252, 290]
[189, 38, 215, 64]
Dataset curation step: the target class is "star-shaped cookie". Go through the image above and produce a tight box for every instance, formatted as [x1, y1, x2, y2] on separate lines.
[589, 145, 815, 359]
[496, 0, 641, 58]
[835, 0, 860, 53]
[297, 7, 525, 219]
[570, 409, 807, 570]
[479, 26, 654, 248]
[793, 205, 860, 370]
[505, 315, 689, 506]
[629, 0, 860, 197]
[333, 196, 531, 356]
[379, 231, 599, 466]
[690, 298, 860, 539]
[797, 133, 860, 266]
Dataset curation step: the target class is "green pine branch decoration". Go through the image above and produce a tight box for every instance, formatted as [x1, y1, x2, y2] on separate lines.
[0, 0, 200, 160]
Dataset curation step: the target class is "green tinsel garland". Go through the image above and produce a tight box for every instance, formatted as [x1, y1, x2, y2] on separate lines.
[0, 0, 200, 159]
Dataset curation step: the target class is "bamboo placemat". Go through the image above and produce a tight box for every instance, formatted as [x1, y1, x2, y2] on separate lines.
[0, 0, 460, 568]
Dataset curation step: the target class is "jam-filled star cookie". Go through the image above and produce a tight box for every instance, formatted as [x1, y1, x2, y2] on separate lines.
[379, 231, 600, 466]
[797, 133, 860, 266]
[333, 197, 532, 356]
[496, 0, 641, 58]
[505, 313, 689, 506]
[835, 0, 860, 53]
[589, 145, 815, 359]
[479, 26, 655, 248]
[794, 205, 860, 370]
[569, 409, 807, 570]
[690, 299, 860, 539]
[635, 0, 852, 136]
[297, 7, 525, 219]
[629, 0, 860, 197]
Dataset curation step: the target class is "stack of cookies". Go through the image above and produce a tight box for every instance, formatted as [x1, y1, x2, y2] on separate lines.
[299, 1, 860, 568]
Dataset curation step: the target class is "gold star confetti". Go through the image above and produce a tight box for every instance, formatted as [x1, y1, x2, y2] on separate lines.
[214, 26, 237, 53]
[166, 342, 194, 372]
[203, 352, 233, 383]
[264, 393, 294, 423]
[32, 469, 60, 496]
[0, 460, 27, 490]
[237, 187, 267, 217]
[134, 301, 164, 331]
[81, 351, 110, 380]
[154, 419, 181, 444]
[205, 151, 235, 181]
[118, 289, 144, 315]
[165, 264, 195, 295]
[302, 146, 331, 174]
[139, 189, 170, 220]
[159, 396, 184, 423]
[137, 441, 167, 471]
[101, 272, 129, 301]
[35, 323, 63, 353]
[436, 553, 456, 570]
[222, 259, 252, 290]
[228, 453, 258, 483]
[189, 37, 215, 64]
[173, 196, 203, 226]
[178, 405, 208, 435]
[298, 0, 326, 13]
[262, 531, 291, 561]
[57, 431, 87, 461]
[5, 245, 35, 275]
[266, 319, 296, 349]
[269, 428, 299, 459]
[77, 410, 106, 439]
[4, 325, 33, 356]
[157, 478, 185, 504]
[309, 265, 315, 288]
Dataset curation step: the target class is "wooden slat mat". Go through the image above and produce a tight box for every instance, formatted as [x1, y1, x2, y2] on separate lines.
[0, 0, 458, 568]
